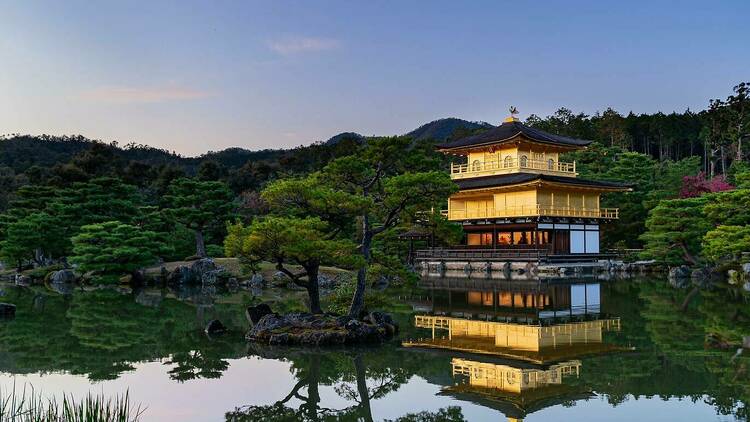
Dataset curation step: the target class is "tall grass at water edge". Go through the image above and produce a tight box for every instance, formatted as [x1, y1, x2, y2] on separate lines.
[0, 384, 143, 422]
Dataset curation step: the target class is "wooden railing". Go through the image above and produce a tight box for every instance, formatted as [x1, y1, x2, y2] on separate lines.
[444, 205, 619, 220]
[415, 247, 548, 261]
[450, 158, 576, 179]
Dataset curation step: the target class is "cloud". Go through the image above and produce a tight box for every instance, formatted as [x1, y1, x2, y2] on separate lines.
[267, 37, 341, 55]
[78, 85, 212, 104]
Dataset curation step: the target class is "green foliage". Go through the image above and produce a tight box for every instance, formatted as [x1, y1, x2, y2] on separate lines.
[384, 407, 466, 422]
[165, 178, 234, 230]
[703, 225, 750, 263]
[326, 277, 389, 315]
[70, 221, 171, 283]
[703, 188, 750, 226]
[227, 217, 361, 270]
[205, 244, 225, 258]
[0, 212, 67, 266]
[165, 178, 234, 257]
[640, 197, 711, 265]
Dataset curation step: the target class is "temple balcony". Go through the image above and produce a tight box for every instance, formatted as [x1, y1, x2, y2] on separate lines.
[450, 158, 577, 180]
[441, 205, 619, 220]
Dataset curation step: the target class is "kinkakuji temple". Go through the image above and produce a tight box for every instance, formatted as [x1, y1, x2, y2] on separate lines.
[427, 110, 631, 262]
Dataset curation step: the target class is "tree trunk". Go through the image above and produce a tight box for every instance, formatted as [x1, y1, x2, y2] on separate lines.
[305, 264, 323, 314]
[354, 354, 374, 422]
[679, 242, 698, 266]
[195, 229, 206, 258]
[349, 216, 372, 318]
[680, 285, 700, 312]
[738, 122, 744, 162]
[304, 357, 321, 421]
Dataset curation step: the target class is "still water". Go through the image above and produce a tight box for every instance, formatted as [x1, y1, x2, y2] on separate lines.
[0, 278, 747, 421]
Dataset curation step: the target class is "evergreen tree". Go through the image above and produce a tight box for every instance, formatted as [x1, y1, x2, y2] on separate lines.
[70, 221, 170, 283]
[225, 216, 361, 314]
[165, 178, 234, 258]
[640, 197, 711, 265]
[0, 212, 67, 268]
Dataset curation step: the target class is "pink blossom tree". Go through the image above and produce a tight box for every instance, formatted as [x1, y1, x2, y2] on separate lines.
[679, 172, 734, 198]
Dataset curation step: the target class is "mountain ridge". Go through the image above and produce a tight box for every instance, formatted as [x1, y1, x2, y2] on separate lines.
[0, 117, 492, 173]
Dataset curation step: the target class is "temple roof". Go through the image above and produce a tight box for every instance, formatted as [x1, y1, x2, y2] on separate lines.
[436, 120, 592, 151]
[454, 173, 632, 191]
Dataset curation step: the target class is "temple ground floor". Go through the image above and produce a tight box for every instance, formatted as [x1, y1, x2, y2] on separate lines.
[459, 219, 603, 255]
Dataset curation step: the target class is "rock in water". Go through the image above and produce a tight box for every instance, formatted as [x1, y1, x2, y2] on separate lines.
[669, 265, 691, 280]
[249, 273, 265, 288]
[135, 291, 163, 308]
[0, 303, 16, 319]
[168, 258, 227, 285]
[15, 275, 31, 286]
[743, 262, 750, 278]
[728, 269, 740, 285]
[690, 267, 712, 286]
[246, 303, 274, 326]
[205, 319, 227, 335]
[744, 336, 750, 350]
[668, 265, 691, 287]
[49, 269, 76, 284]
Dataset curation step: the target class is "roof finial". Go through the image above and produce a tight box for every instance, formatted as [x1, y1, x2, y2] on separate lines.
[504, 106, 520, 123]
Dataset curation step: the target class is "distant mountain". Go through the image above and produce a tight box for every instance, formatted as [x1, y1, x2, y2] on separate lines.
[198, 147, 287, 168]
[0, 117, 491, 174]
[0, 134, 183, 172]
[324, 132, 365, 146]
[405, 118, 493, 142]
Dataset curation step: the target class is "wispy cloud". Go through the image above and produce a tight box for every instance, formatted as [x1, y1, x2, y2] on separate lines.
[78, 85, 212, 104]
[267, 36, 341, 55]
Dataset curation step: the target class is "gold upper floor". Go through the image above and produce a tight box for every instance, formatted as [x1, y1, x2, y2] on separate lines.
[446, 185, 619, 220]
[449, 141, 578, 180]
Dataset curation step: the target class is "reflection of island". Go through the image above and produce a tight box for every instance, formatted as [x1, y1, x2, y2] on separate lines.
[404, 279, 627, 421]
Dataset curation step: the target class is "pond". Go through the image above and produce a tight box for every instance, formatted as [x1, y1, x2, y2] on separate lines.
[0, 277, 747, 421]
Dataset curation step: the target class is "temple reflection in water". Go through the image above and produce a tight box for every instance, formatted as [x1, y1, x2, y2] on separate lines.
[404, 277, 627, 421]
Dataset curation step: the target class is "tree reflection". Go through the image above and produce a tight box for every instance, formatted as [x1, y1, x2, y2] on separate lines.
[225, 348, 460, 422]
[0, 285, 246, 381]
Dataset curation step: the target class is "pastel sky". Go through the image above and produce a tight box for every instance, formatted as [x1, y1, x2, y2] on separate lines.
[1, 0, 748, 156]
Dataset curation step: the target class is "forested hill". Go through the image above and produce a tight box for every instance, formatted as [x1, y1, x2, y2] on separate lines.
[0, 117, 484, 175]
[406, 118, 492, 141]
[0, 134, 286, 174]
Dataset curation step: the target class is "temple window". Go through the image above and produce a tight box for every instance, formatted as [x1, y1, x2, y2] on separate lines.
[548, 158, 555, 170]
[513, 231, 532, 245]
[520, 155, 528, 167]
[471, 160, 481, 171]
[497, 232, 512, 245]
[503, 156, 512, 168]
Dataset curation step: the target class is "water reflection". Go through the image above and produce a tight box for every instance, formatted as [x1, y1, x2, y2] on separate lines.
[226, 349, 411, 422]
[0, 277, 746, 421]
[404, 277, 627, 421]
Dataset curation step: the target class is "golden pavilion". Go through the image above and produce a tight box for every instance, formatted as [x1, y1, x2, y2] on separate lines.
[435, 110, 631, 256]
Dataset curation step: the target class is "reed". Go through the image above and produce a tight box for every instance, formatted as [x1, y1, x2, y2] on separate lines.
[0, 384, 143, 422]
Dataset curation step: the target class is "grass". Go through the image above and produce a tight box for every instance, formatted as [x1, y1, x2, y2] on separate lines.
[0, 384, 143, 422]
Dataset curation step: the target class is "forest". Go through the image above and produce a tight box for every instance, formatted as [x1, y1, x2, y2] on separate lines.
[0, 81, 748, 299]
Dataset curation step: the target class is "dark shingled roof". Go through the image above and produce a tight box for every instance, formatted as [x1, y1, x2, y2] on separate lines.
[454, 173, 632, 191]
[437, 120, 592, 150]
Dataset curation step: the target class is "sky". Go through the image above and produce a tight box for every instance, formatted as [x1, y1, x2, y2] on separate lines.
[1, 0, 748, 156]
